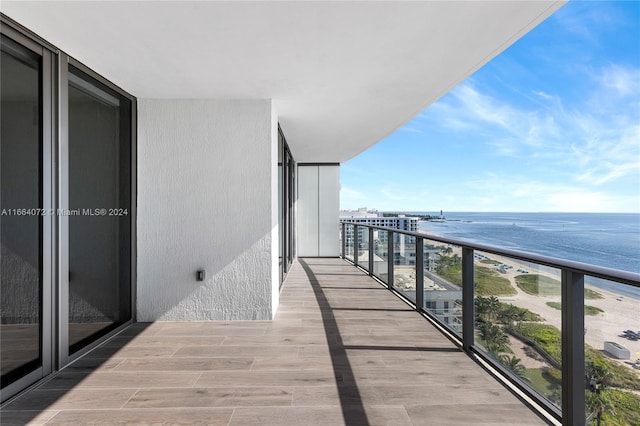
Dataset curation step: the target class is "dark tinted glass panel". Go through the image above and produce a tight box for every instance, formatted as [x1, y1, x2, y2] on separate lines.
[278, 130, 283, 285]
[286, 150, 294, 266]
[68, 66, 131, 354]
[278, 126, 295, 284]
[0, 35, 43, 387]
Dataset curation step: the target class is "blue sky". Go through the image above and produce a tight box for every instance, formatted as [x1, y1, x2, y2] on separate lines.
[340, 1, 640, 213]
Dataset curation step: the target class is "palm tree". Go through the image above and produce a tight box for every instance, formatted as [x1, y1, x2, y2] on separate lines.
[491, 329, 509, 346]
[485, 296, 501, 321]
[485, 342, 512, 360]
[586, 358, 612, 389]
[475, 296, 489, 319]
[498, 304, 520, 325]
[480, 323, 509, 346]
[478, 321, 493, 340]
[585, 356, 615, 425]
[500, 355, 525, 377]
[586, 390, 615, 426]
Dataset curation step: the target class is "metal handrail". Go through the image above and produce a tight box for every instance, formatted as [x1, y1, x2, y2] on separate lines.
[341, 222, 640, 287]
[340, 221, 640, 426]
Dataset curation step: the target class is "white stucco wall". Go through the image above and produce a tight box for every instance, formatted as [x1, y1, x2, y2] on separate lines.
[137, 99, 278, 321]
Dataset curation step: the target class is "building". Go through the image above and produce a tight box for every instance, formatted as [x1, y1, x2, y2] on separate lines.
[424, 290, 463, 333]
[340, 209, 442, 271]
[0, 0, 566, 411]
[340, 208, 419, 249]
[340, 208, 419, 234]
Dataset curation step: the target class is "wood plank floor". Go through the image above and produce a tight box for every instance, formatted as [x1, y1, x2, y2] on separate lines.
[1, 258, 547, 425]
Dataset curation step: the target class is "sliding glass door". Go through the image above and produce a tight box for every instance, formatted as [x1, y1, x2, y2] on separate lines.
[278, 127, 295, 287]
[0, 18, 135, 401]
[67, 65, 132, 355]
[0, 33, 51, 394]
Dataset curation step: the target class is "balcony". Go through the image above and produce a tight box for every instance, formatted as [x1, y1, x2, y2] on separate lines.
[1, 2, 573, 412]
[341, 222, 640, 425]
[0, 257, 547, 425]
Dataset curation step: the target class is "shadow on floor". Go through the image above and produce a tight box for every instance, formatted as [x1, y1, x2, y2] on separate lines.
[299, 258, 371, 426]
[0, 323, 152, 425]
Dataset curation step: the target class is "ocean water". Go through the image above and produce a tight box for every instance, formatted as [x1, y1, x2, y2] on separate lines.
[415, 212, 640, 299]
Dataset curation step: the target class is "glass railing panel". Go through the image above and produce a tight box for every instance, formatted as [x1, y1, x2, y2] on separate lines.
[474, 251, 562, 410]
[393, 234, 416, 303]
[344, 224, 354, 262]
[358, 226, 370, 272]
[373, 229, 389, 283]
[421, 239, 462, 336]
[583, 277, 640, 425]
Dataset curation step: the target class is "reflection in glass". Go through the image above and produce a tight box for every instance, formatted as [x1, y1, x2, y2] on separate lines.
[278, 131, 283, 284]
[277, 128, 294, 286]
[373, 230, 388, 282]
[285, 148, 294, 269]
[359, 226, 370, 272]
[0, 35, 43, 387]
[422, 240, 462, 335]
[68, 66, 131, 354]
[344, 224, 354, 261]
[394, 234, 416, 303]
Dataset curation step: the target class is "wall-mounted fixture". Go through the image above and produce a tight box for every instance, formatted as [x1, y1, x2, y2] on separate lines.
[196, 270, 205, 281]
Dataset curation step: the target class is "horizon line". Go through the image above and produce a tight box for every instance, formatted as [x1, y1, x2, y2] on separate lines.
[340, 209, 640, 215]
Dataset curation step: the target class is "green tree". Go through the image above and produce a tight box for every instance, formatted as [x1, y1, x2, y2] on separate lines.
[485, 342, 512, 360]
[500, 355, 525, 378]
[485, 296, 500, 321]
[585, 355, 615, 425]
[475, 296, 490, 320]
[498, 304, 526, 324]
[480, 323, 508, 346]
[586, 391, 615, 426]
[586, 357, 613, 389]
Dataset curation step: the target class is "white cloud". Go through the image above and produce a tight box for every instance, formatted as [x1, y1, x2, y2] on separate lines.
[418, 67, 640, 191]
[532, 90, 554, 100]
[343, 4, 640, 214]
[464, 175, 639, 213]
[577, 161, 640, 185]
[544, 190, 638, 213]
[600, 65, 640, 98]
[429, 82, 563, 152]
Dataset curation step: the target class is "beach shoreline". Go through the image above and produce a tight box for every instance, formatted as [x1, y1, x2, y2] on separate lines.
[416, 228, 640, 371]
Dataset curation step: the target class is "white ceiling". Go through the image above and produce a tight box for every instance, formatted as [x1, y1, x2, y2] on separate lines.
[2, 1, 565, 163]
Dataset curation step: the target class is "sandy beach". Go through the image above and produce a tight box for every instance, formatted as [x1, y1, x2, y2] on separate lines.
[418, 229, 640, 371]
[480, 251, 640, 368]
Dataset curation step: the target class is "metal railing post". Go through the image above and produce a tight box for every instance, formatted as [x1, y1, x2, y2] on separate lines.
[562, 270, 585, 426]
[368, 227, 374, 276]
[461, 247, 475, 352]
[353, 225, 359, 267]
[341, 222, 346, 259]
[387, 230, 394, 289]
[415, 237, 424, 311]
